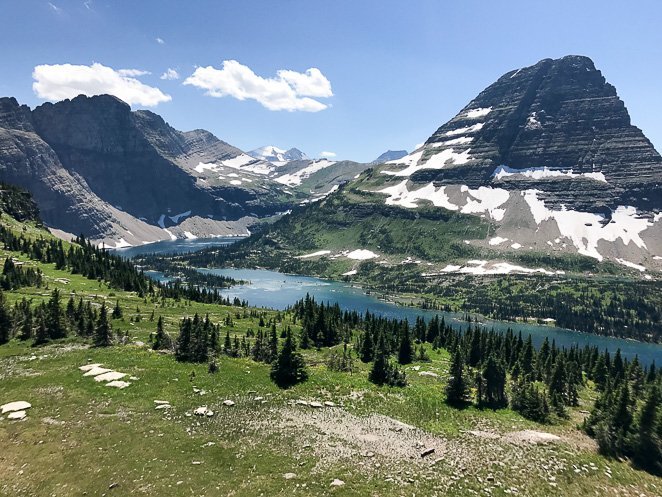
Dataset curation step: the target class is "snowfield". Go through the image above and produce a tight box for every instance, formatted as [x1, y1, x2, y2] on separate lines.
[275, 159, 336, 186]
[522, 190, 651, 260]
[378, 181, 510, 221]
[383, 148, 472, 177]
[429, 260, 564, 276]
[465, 107, 492, 119]
[296, 250, 331, 259]
[493, 165, 608, 183]
[445, 122, 485, 136]
[346, 249, 379, 260]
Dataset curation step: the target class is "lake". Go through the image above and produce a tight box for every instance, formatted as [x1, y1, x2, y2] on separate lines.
[115, 238, 662, 365]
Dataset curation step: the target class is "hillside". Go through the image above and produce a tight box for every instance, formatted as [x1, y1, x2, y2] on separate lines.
[0, 192, 660, 496]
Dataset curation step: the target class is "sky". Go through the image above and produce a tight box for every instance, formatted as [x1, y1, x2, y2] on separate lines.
[1, 0, 661, 163]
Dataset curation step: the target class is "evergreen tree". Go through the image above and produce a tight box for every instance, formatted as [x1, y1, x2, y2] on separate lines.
[45, 288, 66, 339]
[446, 349, 468, 405]
[270, 330, 308, 388]
[153, 316, 172, 351]
[112, 300, 123, 319]
[481, 354, 507, 407]
[33, 310, 49, 346]
[397, 325, 413, 365]
[369, 333, 406, 387]
[93, 303, 113, 347]
[631, 385, 661, 475]
[359, 329, 374, 363]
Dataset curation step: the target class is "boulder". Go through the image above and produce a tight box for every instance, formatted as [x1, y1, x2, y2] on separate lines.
[1, 401, 31, 414]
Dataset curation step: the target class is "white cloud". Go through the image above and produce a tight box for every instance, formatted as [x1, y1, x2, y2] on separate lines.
[117, 69, 150, 77]
[183, 60, 333, 112]
[320, 151, 336, 158]
[32, 62, 171, 107]
[48, 2, 62, 13]
[160, 68, 180, 80]
[156, 37, 165, 44]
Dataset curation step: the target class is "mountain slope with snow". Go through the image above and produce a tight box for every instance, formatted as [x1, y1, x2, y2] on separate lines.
[220, 55, 662, 275]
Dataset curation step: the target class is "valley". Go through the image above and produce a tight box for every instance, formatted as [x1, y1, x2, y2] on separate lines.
[1, 6, 661, 493]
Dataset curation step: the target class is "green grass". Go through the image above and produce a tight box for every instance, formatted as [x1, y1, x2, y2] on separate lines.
[1, 214, 660, 496]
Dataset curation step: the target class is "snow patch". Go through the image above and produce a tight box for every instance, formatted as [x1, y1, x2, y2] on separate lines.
[194, 162, 218, 174]
[445, 122, 484, 136]
[378, 182, 509, 221]
[615, 258, 646, 272]
[346, 249, 379, 260]
[437, 260, 561, 276]
[169, 210, 191, 223]
[112, 238, 132, 249]
[296, 250, 331, 259]
[489, 237, 508, 246]
[430, 136, 473, 146]
[342, 269, 358, 276]
[461, 187, 510, 221]
[522, 190, 651, 260]
[383, 148, 471, 177]
[465, 107, 491, 119]
[493, 165, 607, 183]
[275, 159, 336, 186]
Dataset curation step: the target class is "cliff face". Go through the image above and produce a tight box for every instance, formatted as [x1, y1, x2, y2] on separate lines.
[395, 56, 661, 212]
[369, 56, 662, 267]
[0, 94, 292, 246]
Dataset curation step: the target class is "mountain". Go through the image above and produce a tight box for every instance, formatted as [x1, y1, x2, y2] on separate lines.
[372, 150, 408, 164]
[0, 95, 293, 247]
[212, 55, 662, 275]
[248, 145, 309, 164]
[375, 55, 662, 267]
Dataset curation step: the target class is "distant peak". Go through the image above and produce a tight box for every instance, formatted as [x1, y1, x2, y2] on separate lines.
[248, 145, 308, 163]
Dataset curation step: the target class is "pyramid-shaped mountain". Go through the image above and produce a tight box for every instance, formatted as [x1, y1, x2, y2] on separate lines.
[385, 55, 661, 213]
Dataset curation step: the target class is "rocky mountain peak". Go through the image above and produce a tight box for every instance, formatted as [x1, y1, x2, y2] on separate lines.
[0, 97, 34, 131]
[383, 55, 661, 212]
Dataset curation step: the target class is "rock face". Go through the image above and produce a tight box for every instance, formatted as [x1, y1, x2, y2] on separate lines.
[0, 95, 293, 246]
[391, 56, 661, 212]
[371, 56, 662, 267]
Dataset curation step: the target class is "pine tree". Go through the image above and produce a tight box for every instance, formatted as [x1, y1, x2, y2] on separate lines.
[397, 325, 413, 365]
[267, 326, 278, 363]
[45, 288, 66, 339]
[93, 303, 113, 347]
[153, 316, 172, 351]
[369, 334, 390, 385]
[33, 309, 49, 346]
[446, 349, 468, 405]
[359, 330, 374, 363]
[549, 357, 568, 415]
[112, 300, 123, 319]
[632, 385, 661, 474]
[270, 330, 308, 388]
[482, 354, 507, 407]
[175, 317, 193, 361]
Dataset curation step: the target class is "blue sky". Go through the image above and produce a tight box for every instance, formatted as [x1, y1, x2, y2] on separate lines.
[1, 0, 661, 162]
